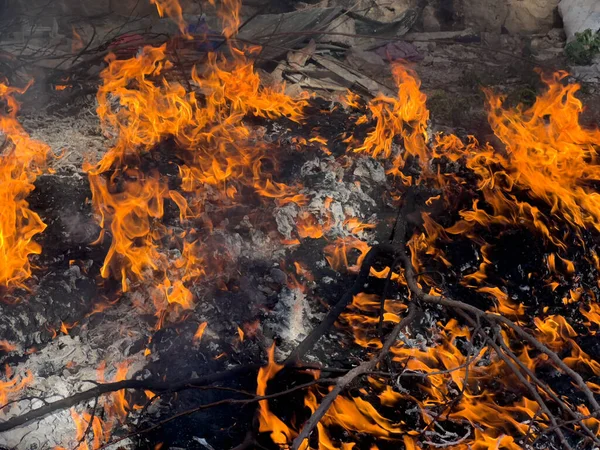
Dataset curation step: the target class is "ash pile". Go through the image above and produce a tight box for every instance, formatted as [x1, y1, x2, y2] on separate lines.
[2, 1, 600, 450]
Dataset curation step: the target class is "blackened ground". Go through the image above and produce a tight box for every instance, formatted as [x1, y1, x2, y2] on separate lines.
[0, 173, 102, 353]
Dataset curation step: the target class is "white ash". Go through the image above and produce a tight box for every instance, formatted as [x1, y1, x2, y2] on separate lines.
[353, 157, 387, 183]
[274, 155, 385, 240]
[20, 108, 107, 172]
[275, 203, 300, 240]
[209, 226, 288, 263]
[267, 286, 322, 351]
[0, 301, 149, 449]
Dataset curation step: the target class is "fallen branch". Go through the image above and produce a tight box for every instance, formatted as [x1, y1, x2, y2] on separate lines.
[396, 242, 600, 413]
[394, 212, 600, 448]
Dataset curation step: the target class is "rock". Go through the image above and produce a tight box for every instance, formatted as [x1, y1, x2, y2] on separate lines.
[422, 5, 441, 32]
[269, 268, 288, 285]
[463, 0, 508, 32]
[374, 41, 423, 61]
[481, 31, 503, 49]
[463, 0, 559, 34]
[345, 48, 387, 77]
[547, 27, 566, 41]
[505, 0, 560, 34]
[558, 0, 600, 42]
[570, 62, 600, 82]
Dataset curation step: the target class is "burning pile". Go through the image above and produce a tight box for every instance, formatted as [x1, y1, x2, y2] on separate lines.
[2, 0, 600, 449]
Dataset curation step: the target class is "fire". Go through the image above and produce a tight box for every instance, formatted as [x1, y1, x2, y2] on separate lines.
[69, 409, 105, 450]
[85, 0, 307, 319]
[324, 237, 371, 273]
[61, 361, 132, 449]
[256, 345, 295, 446]
[340, 293, 407, 348]
[484, 70, 600, 233]
[193, 321, 208, 343]
[0, 365, 33, 407]
[351, 65, 429, 180]
[0, 82, 49, 288]
[297, 211, 331, 239]
[150, 0, 188, 36]
[0, 340, 16, 352]
[257, 64, 600, 449]
[60, 321, 77, 335]
[343, 217, 375, 235]
[97, 361, 130, 423]
[4, 0, 600, 447]
[71, 27, 84, 53]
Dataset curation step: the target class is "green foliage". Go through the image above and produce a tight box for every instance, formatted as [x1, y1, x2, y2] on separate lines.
[565, 29, 600, 65]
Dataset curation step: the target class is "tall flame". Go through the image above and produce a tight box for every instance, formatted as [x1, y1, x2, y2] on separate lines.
[86, 0, 306, 312]
[150, 0, 188, 36]
[256, 345, 295, 446]
[0, 82, 49, 288]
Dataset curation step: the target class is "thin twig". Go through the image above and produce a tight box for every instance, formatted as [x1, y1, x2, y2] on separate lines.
[291, 305, 418, 449]
[96, 378, 334, 450]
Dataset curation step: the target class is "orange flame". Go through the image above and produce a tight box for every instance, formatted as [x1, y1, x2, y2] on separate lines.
[0, 82, 49, 288]
[0, 340, 17, 352]
[86, 4, 306, 314]
[256, 345, 295, 446]
[150, 0, 188, 36]
[97, 361, 130, 424]
[0, 365, 33, 407]
[193, 321, 208, 343]
[69, 408, 105, 450]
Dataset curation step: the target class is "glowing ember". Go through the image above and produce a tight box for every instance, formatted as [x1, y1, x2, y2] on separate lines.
[193, 321, 208, 343]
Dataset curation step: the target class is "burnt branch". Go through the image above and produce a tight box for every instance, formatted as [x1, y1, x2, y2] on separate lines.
[285, 243, 396, 364]
[0, 363, 260, 432]
[96, 378, 335, 450]
[397, 240, 600, 406]
[291, 304, 419, 449]
[396, 225, 600, 448]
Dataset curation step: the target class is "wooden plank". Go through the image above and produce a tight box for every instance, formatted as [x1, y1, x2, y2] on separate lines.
[312, 55, 396, 97]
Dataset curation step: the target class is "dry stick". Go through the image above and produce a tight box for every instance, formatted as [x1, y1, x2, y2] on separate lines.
[523, 407, 543, 446]
[291, 305, 418, 450]
[377, 255, 402, 334]
[395, 243, 600, 414]
[535, 410, 600, 444]
[456, 310, 573, 450]
[96, 378, 334, 450]
[285, 243, 395, 364]
[496, 336, 600, 447]
[415, 323, 482, 437]
[0, 364, 260, 433]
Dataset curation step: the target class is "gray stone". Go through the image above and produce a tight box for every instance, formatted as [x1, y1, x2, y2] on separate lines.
[463, 0, 559, 34]
[559, 0, 600, 42]
[504, 0, 560, 34]
[422, 5, 441, 32]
